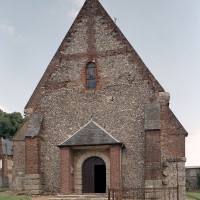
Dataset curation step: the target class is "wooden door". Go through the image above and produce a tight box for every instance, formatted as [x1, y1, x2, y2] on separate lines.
[82, 157, 106, 193]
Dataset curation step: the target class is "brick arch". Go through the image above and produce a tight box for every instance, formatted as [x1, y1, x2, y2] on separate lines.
[74, 151, 110, 193]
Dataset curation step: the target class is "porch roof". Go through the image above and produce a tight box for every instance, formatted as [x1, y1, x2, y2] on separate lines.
[58, 120, 122, 147]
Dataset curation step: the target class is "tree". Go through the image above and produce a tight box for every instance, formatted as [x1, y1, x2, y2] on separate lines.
[0, 110, 24, 139]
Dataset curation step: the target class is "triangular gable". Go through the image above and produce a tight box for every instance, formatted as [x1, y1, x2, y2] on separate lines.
[58, 120, 121, 147]
[25, 0, 164, 110]
[163, 106, 188, 136]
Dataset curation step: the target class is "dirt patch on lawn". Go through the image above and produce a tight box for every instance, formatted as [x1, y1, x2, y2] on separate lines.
[0, 191, 13, 196]
[0, 191, 55, 200]
[31, 196, 55, 200]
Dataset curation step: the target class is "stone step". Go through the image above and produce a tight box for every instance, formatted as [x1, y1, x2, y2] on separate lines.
[48, 194, 107, 200]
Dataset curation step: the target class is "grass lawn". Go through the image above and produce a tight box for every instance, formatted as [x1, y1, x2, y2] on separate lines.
[0, 196, 30, 200]
[187, 192, 200, 200]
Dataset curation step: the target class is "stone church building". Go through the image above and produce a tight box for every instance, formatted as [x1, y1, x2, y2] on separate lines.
[13, 0, 187, 199]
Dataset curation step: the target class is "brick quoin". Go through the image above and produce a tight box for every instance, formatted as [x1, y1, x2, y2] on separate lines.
[161, 104, 185, 158]
[60, 147, 74, 194]
[25, 137, 40, 174]
[110, 145, 121, 189]
[145, 130, 161, 180]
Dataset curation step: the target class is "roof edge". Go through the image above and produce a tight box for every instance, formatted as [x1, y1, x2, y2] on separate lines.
[58, 142, 123, 148]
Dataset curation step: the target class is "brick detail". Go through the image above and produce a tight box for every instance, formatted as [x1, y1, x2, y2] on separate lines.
[25, 137, 40, 174]
[145, 130, 161, 180]
[110, 145, 121, 189]
[161, 104, 186, 158]
[60, 147, 74, 194]
[81, 59, 101, 93]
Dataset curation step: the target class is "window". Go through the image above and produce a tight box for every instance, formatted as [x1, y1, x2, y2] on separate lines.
[86, 62, 96, 89]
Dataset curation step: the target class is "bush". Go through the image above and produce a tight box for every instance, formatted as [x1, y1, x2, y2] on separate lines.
[0, 188, 7, 192]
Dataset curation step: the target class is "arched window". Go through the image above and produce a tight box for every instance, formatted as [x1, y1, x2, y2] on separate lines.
[86, 62, 96, 89]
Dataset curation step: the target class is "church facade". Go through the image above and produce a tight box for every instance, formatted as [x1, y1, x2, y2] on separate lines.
[13, 0, 187, 199]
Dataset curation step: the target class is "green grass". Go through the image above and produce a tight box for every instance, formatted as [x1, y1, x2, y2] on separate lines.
[0, 188, 7, 192]
[0, 196, 30, 200]
[187, 192, 200, 200]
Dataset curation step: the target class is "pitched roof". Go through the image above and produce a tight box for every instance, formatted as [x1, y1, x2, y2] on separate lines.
[13, 116, 30, 141]
[13, 112, 43, 141]
[58, 120, 121, 147]
[25, 0, 164, 110]
[1, 138, 13, 156]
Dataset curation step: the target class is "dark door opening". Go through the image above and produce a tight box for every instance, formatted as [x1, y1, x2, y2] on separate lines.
[82, 157, 106, 193]
[95, 165, 106, 193]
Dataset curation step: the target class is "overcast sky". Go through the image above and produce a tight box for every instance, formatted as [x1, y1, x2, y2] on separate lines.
[0, 0, 199, 166]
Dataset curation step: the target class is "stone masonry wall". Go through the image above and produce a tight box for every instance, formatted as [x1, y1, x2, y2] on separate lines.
[13, 141, 25, 192]
[186, 167, 200, 190]
[39, 80, 153, 192]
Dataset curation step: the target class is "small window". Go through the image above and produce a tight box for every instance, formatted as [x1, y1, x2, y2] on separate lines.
[86, 62, 96, 89]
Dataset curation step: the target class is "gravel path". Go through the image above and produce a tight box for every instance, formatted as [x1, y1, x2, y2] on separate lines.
[0, 191, 196, 200]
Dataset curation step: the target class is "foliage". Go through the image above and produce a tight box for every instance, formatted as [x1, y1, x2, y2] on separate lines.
[186, 178, 191, 191]
[0, 188, 7, 192]
[0, 109, 24, 139]
[197, 171, 200, 188]
[187, 192, 200, 200]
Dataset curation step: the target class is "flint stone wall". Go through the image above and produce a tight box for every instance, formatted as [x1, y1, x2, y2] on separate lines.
[37, 4, 155, 192]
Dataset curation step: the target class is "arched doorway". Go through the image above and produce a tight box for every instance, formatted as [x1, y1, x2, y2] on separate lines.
[82, 156, 106, 193]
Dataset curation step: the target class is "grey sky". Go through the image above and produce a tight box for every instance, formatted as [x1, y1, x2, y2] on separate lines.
[0, 0, 199, 166]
